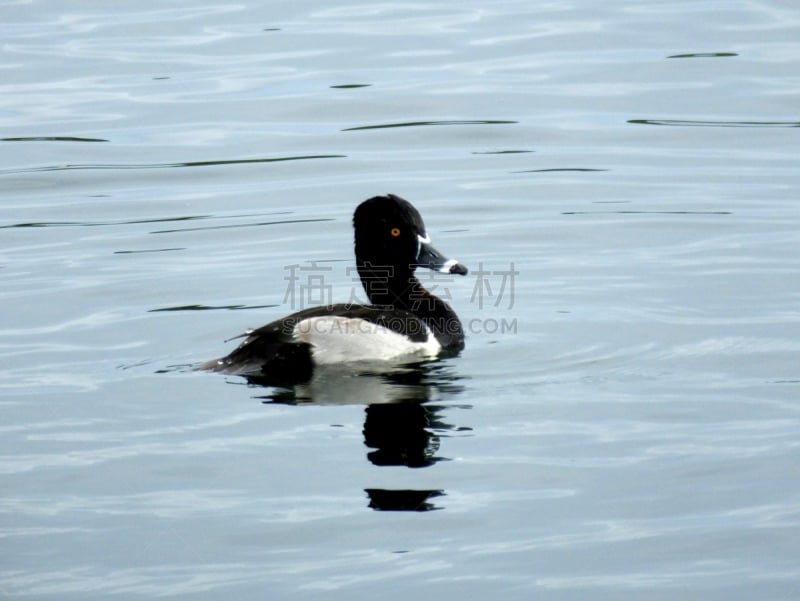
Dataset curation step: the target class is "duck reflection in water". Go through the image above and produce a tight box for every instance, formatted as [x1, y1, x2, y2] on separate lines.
[246, 360, 468, 511]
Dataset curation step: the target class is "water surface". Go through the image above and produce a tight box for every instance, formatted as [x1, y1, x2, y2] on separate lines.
[2, 0, 799, 599]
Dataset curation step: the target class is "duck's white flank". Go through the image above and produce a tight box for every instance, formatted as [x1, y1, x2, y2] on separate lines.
[293, 315, 441, 364]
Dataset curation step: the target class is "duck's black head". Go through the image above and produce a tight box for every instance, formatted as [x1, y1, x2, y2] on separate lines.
[353, 194, 468, 285]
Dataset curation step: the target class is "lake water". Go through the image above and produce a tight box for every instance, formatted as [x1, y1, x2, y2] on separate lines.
[2, 0, 799, 599]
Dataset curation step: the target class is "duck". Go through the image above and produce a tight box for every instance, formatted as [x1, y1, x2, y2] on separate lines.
[200, 194, 468, 381]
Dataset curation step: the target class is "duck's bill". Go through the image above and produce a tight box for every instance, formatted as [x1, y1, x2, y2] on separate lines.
[416, 238, 468, 275]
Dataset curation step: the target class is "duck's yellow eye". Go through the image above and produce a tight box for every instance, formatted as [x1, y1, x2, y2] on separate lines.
[390, 227, 401, 237]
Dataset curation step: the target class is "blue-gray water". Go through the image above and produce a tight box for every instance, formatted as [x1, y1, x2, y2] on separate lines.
[2, 1, 799, 599]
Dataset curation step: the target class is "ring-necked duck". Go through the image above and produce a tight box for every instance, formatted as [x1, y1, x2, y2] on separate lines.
[200, 194, 468, 381]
